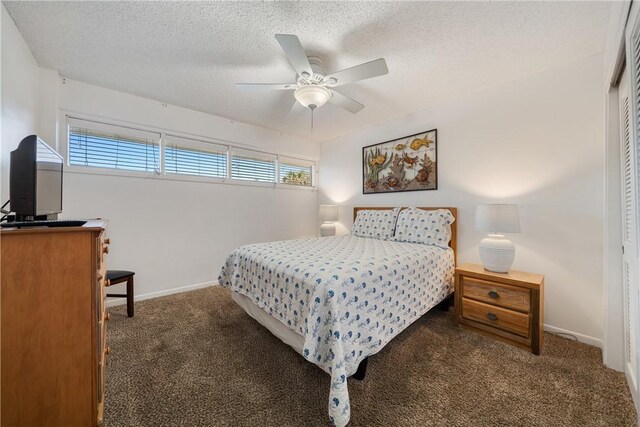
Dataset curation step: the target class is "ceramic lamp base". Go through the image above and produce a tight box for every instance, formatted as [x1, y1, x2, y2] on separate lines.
[320, 222, 336, 237]
[479, 234, 515, 273]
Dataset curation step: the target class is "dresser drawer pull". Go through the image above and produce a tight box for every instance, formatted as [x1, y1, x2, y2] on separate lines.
[104, 312, 111, 322]
[105, 346, 110, 356]
[488, 291, 500, 299]
[105, 279, 111, 287]
[487, 312, 498, 321]
[103, 245, 109, 254]
[104, 238, 111, 245]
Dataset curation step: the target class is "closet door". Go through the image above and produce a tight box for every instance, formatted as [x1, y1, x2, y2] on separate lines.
[619, 67, 638, 402]
[623, 3, 640, 406]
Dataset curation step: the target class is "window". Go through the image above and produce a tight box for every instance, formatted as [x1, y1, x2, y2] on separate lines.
[65, 116, 315, 189]
[231, 148, 276, 183]
[164, 135, 227, 178]
[279, 157, 313, 187]
[68, 118, 160, 173]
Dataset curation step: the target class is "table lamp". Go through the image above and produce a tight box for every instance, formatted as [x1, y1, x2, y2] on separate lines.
[475, 204, 521, 273]
[319, 205, 339, 237]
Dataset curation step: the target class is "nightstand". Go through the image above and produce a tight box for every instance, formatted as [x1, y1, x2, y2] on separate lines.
[454, 263, 544, 355]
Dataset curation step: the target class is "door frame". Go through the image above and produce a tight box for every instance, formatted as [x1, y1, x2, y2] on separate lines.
[604, 1, 632, 374]
[604, 74, 624, 373]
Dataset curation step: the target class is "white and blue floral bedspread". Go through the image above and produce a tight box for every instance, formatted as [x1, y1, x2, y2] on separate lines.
[218, 235, 454, 427]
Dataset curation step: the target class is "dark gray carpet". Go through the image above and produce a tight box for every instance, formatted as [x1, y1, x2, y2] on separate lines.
[105, 286, 636, 426]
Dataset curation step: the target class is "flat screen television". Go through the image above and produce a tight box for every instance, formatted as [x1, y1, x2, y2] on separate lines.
[10, 135, 63, 221]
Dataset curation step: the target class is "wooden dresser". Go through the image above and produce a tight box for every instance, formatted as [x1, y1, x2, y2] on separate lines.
[454, 263, 544, 354]
[1, 221, 110, 426]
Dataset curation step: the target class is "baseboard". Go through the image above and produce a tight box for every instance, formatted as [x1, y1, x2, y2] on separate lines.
[106, 280, 218, 307]
[626, 362, 638, 408]
[544, 324, 603, 349]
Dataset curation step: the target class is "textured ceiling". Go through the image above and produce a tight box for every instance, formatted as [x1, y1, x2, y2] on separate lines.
[4, 1, 611, 142]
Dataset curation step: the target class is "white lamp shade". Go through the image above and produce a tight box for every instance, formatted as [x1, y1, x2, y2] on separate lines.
[475, 204, 521, 234]
[319, 204, 339, 222]
[294, 86, 332, 109]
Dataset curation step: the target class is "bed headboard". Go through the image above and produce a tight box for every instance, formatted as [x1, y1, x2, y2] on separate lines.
[353, 207, 458, 265]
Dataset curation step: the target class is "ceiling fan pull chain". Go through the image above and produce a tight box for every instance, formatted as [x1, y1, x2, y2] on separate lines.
[311, 108, 314, 133]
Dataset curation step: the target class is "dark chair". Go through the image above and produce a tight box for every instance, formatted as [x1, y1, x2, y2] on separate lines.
[106, 270, 135, 317]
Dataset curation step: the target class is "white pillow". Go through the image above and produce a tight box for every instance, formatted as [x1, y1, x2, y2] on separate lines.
[393, 208, 455, 248]
[351, 208, 400, 240]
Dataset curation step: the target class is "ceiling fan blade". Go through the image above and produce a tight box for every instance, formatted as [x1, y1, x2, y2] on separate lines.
[236, 83, 296, 91]
[275, 34, 313, 78]
[329, 89, 365, 114]
[324, 58, 388, 86]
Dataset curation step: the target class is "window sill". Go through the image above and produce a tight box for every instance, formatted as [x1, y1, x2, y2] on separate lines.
[64, 166, 316, 191]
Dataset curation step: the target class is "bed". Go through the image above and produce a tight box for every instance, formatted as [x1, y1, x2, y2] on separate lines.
[218, 207, 457, 426]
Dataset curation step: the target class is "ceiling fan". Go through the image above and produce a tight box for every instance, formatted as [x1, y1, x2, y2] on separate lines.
[237, 34, 389, 115]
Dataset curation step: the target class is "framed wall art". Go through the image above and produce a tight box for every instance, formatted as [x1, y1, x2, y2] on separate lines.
[362, 129, 437, 194]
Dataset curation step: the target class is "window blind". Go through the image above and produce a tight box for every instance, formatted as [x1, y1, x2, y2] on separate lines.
[164, 135, 227, 178]
[68, 118, 160, 173]
[279, 157, 313, 186]
[231, 149, 276, 182]
[66, 117, 316, 188]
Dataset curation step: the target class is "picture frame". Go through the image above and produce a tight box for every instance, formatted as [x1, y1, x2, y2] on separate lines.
[362, 128, 437, 194]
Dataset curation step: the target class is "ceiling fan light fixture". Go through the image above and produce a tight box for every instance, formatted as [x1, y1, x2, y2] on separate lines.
[294, 85, 332, 109]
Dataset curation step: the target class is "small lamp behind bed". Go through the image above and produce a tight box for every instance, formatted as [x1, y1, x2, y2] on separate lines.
[319, 205, 339, 237]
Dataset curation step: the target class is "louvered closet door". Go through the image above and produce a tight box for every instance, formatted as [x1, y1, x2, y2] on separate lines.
[619, 67, 638, 398]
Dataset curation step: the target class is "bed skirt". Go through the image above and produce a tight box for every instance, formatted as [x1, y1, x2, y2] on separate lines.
[231, 291, 306, 355]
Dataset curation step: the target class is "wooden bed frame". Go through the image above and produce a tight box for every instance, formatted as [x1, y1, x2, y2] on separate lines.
[349, 206, 458, 381]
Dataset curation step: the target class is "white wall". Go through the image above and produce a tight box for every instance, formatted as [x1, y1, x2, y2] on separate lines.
[34, 76, 320, 300]
[318, 54, 605, 345]
[1, 5, 40, 200]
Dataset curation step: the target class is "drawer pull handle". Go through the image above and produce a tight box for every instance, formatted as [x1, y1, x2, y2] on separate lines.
[105, 279, 111, 287]
[488, 291, 499, 299]
[487, 313, 498, 321]
[103, 245, 109, 254]
[104, 312, 111, 322]
[105, 346, 111, 356]
[104, 238, 111, 245]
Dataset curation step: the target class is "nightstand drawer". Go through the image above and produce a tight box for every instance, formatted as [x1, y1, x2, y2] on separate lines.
[462, 277, 530, 313]
[462, 298, 530, 337]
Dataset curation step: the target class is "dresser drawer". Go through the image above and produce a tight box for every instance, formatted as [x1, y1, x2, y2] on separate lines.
[96, 235, 109, 271]
[96, 273, 105, 323]
[97, 349, 105, 426]
[97, 320, 104, 402]
[462, 276, 530, 313]
[462, 298, 530, 337]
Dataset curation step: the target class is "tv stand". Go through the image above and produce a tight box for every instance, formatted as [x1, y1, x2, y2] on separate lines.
[14, 213, 58, 222]
[1, 219, 87, 229]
